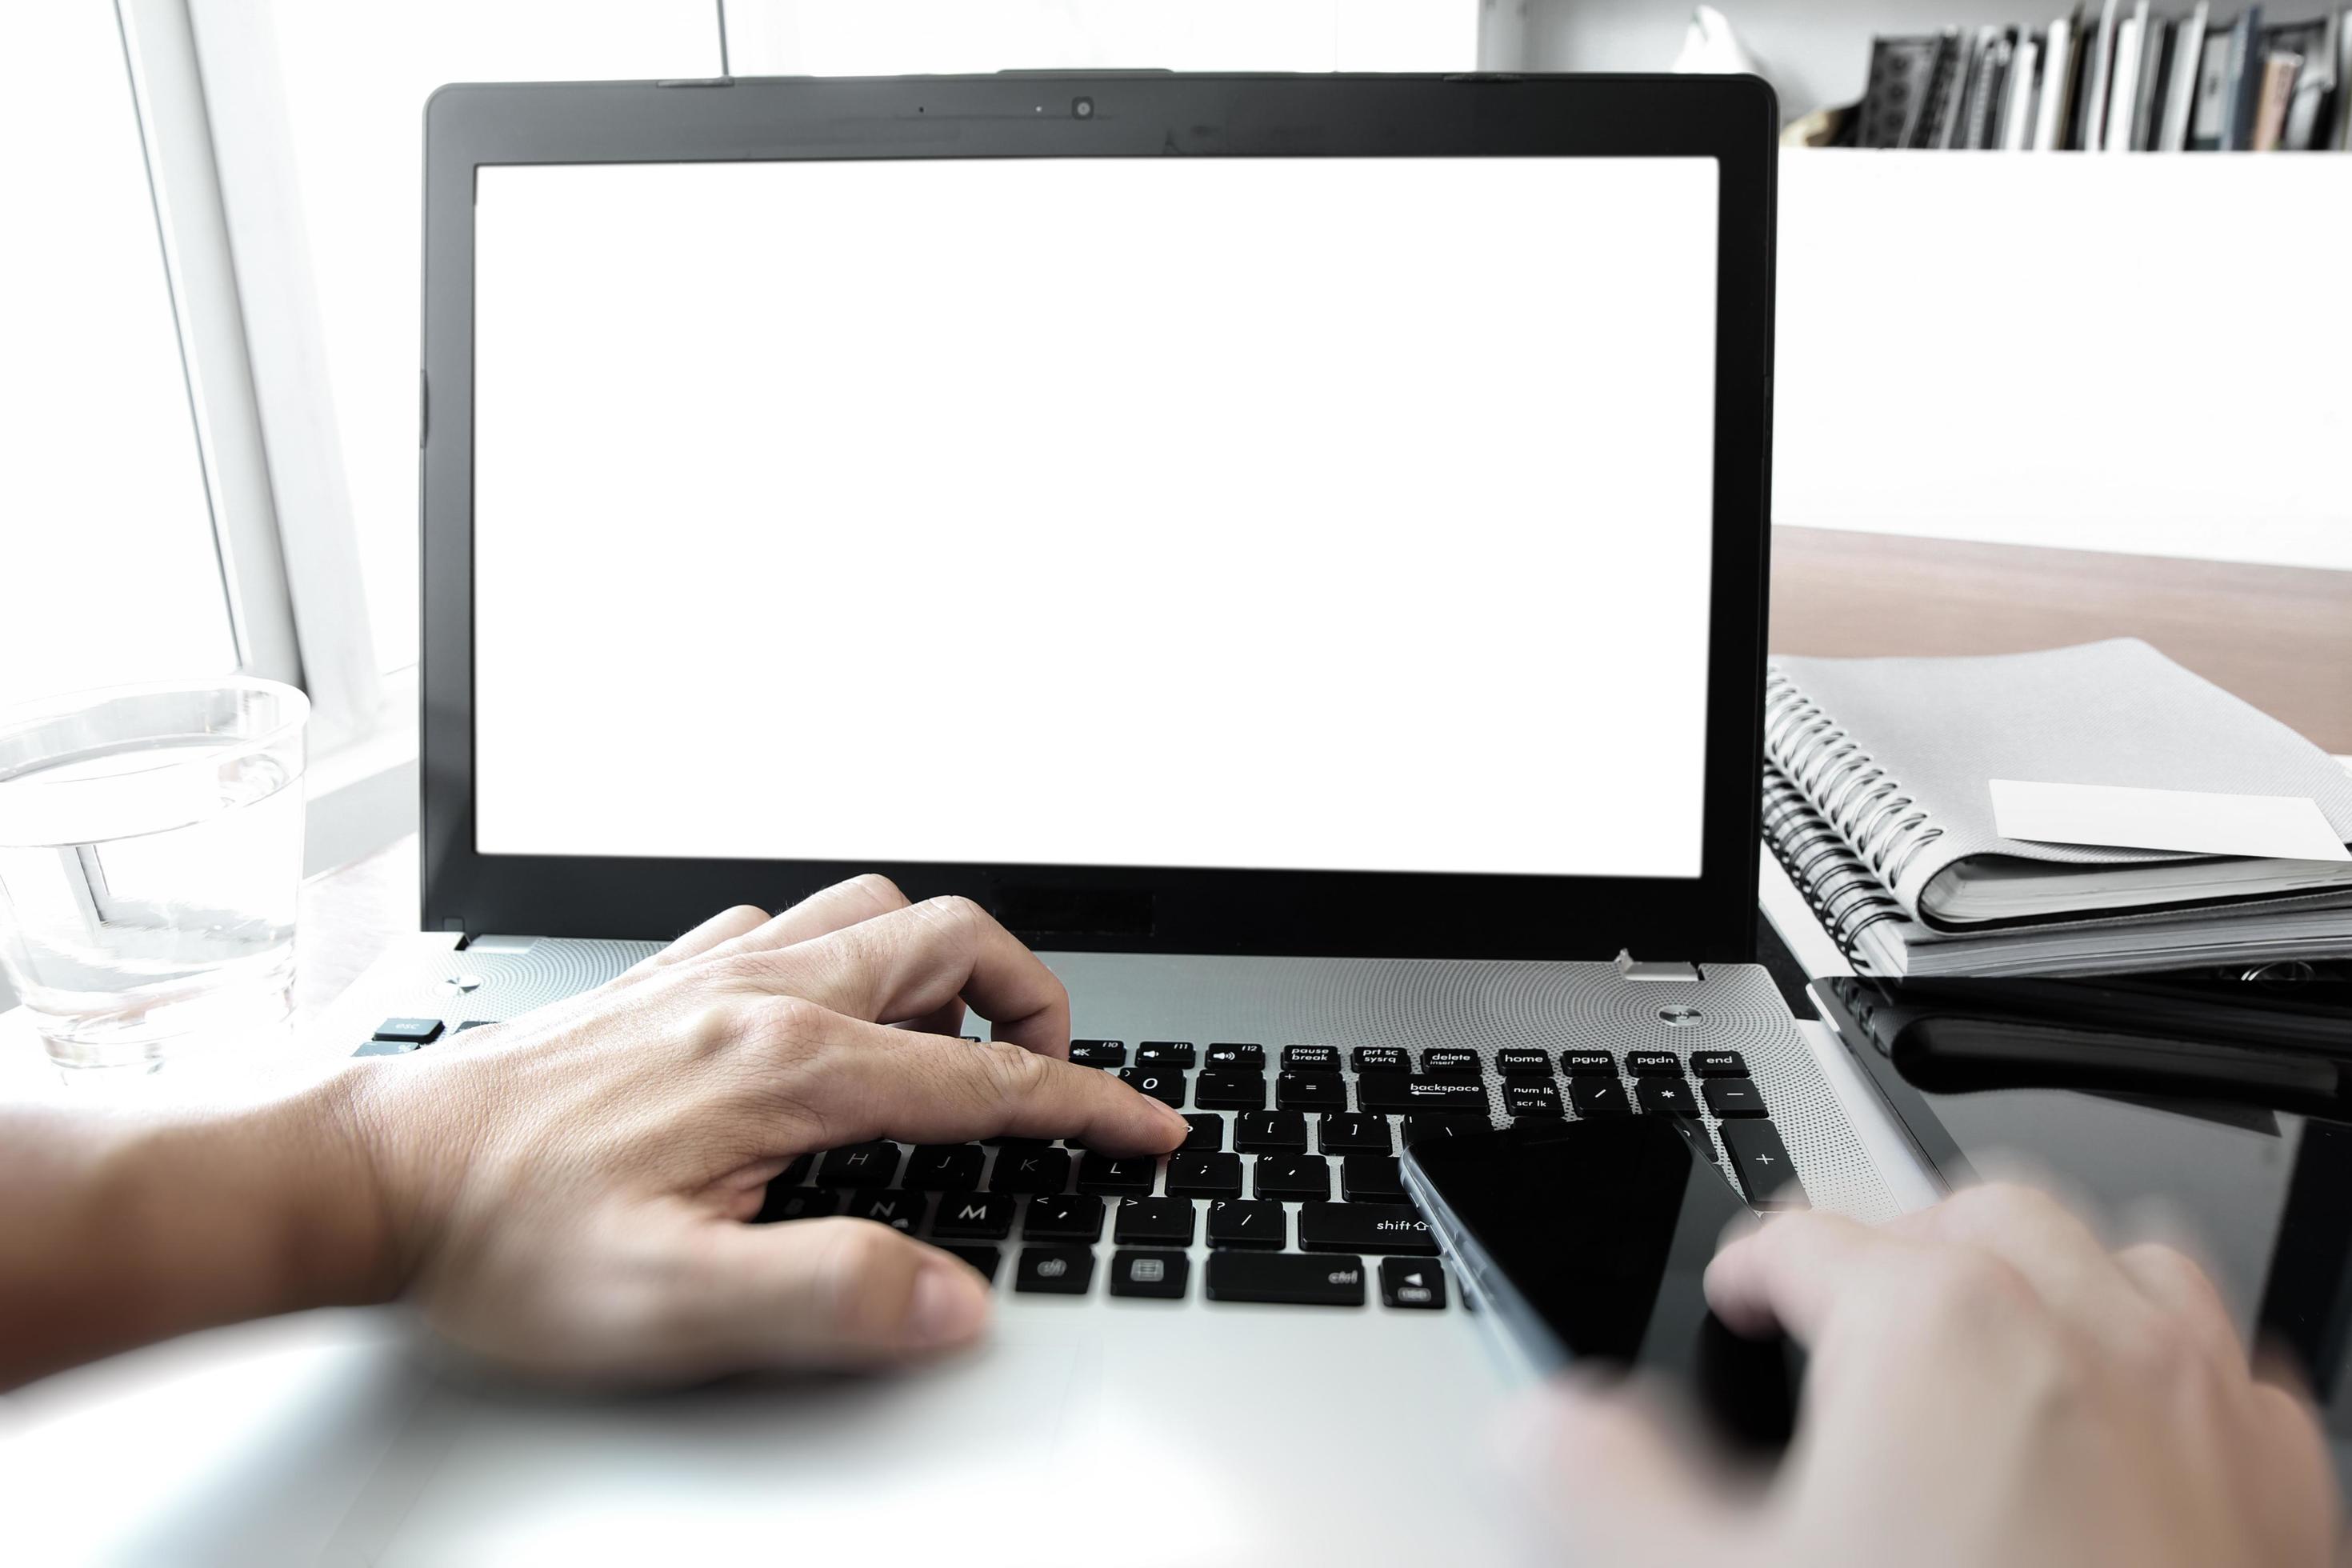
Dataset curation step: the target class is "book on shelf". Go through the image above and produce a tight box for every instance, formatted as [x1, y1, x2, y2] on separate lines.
[1759, 640, 2352, 978]
[2158, 2, 2209, 149]
[1838, 2, 2350, 151]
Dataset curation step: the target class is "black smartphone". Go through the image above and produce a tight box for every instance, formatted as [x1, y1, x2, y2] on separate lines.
[1402, 1115, 1800, 1453]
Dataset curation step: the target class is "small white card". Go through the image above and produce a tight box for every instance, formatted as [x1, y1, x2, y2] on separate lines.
[1990, 778, 2352, 862]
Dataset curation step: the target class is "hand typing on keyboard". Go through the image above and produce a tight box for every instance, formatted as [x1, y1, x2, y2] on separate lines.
[0, 875, 1187, 1390]
[1510, 1184, 2336, 1568]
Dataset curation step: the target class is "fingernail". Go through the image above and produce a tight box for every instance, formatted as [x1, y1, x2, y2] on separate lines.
[906, 1260, 990, 1347]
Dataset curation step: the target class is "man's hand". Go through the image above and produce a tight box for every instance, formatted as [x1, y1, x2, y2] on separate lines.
[343, 875, 1189, 1384]
[1514, 1184, 2338, 1568]
[0, 875, 1186, 1392]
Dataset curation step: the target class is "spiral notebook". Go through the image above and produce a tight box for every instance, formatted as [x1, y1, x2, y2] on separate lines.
[1762, 639, 2352, 978]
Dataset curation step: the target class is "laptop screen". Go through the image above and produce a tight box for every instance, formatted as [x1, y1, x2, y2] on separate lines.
[471, 154, 1718, 879]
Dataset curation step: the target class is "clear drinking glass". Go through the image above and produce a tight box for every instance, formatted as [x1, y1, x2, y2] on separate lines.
[0, 678, 307, 1082]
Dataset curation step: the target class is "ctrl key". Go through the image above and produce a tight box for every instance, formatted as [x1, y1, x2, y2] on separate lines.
[1014, 1245, 1096, 1295]
[1206, 1252, 1367, 1307]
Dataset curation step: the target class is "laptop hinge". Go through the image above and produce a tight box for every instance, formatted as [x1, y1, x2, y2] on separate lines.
[1614, 949, 1702, 982]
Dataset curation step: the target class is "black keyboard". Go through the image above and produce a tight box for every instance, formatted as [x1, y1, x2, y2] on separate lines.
[747, 1038, 1808, 1308]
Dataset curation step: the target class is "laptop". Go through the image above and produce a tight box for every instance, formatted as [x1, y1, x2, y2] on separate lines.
[274, 70, 1894, 1563]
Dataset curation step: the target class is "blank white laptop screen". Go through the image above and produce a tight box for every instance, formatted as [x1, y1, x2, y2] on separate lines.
[472, 156, 1718, 878]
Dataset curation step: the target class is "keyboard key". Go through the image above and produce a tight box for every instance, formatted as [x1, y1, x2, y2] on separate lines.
[1206, 1251, 1366, 1306]
[1206, 1199, 1287, 1250]
[1108, 1248, 1190, 1299]
[1298, 1201, 1437, 1255]
[1690, 1050, 1750, 1078]
[1166, 1151, 1244, 1198]
[1635, 1078, 1700, 1121]
[1015, 1245, 1095, 1294]
[754, 1186, 837, 1223]
[931, 1192, 1018, 1239]
[1419, 1048, 1480, 1079]
[1380, 1257, 1449, 1309]
[1252, 1154, 1331, 1201]
[1318, 1111, 1393, 1154]
[938, 1243, 1002, 1284]
[1342, 1155, 1407, 1202]
[1076, 1155, 1157, 1195]
[1702, 1078, 1769, 1119]
[1136, 1041, 1196, 1067]
[1495, 1048, 1552, 1076]
[1504, 1082, 1563, 1117]
[1067, 1039, 1128, 1067]
[1357, 1074, 1488, 1114]
[1402, 1112, 1487, 1146]
[1628, 1050, 1683, 1076]
[1513, 1113, 1570, 1134]
[1562, 1050, 1618, 1077]
[1180, 1113, 1225, 1152]
[1281, 1045, 1340, 1070]
[1114, 1195, 1198, 1247]
[991, 1146, 1073, 1193]
[902, 1144, 985, 1190]
[1350, 1046, 1410, 1073]
[849, 1190, 926, 1231]
[1024, 1193, 1106, 1242]
[352, 1039, 419, 1057]
[1570, 1077, 1631, 1118]
[1204, 1042, 1265, 1070]
[1118, 1067, 1187, 1107]
[1276, 1070, 1346, 1111]
[371, 1017, 444, 1045]
[1194, 1069, 1267, 1110]
[819, 1142, 902, 1188]
[1721, 1120, 1810, 1209]
[1233, 1109, 1309, 1153]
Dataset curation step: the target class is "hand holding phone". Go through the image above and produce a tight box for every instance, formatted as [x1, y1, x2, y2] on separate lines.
[1402, 1115, 1799, 1453]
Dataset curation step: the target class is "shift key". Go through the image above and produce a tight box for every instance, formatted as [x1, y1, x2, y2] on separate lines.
[1298, 1201, 1438, 1255]
[1357, 1074, 1489, 1114]
[1206, 1251, 1369, 1306]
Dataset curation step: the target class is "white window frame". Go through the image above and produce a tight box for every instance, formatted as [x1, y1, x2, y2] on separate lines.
[114, 0, 415, 874]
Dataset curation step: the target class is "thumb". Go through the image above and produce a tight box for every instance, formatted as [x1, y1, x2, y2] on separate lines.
[1500, 1374, 1747, 1566]
[674, 1217, 993, 1373]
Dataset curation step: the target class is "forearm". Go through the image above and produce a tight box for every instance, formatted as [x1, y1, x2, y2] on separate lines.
[0, 1074, 398, 1390]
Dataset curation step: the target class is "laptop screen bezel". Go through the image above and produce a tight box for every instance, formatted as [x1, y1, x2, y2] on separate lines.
[420, 72, 1776, 961]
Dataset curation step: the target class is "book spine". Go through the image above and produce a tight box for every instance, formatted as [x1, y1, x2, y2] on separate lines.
[1762, 670, 1951, 902]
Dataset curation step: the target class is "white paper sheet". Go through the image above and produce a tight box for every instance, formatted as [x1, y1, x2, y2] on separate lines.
[1990, 778, 2352, 862]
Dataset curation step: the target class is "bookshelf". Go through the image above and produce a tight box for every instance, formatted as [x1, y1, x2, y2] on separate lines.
[1772, 150, 2352, 571]
[1483, 0, 2344, 126]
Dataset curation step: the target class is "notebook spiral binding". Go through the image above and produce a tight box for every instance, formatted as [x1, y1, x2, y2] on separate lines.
[1762, 766, 1906, 972]
[1763, 670, 1948, 893]
[1762, 669, 1949, 973]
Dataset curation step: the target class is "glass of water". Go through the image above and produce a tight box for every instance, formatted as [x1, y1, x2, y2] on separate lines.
[0, 678, 308, 1082]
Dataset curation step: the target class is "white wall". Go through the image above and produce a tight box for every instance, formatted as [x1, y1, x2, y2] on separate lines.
[1774, 151, 2352, 570]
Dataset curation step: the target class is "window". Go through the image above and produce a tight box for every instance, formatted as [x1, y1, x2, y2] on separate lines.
[184, 2, 1472, 678]
[1, 5, 235, 711]
[188, 2, 716, 678]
